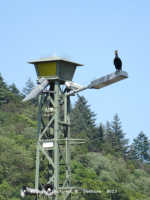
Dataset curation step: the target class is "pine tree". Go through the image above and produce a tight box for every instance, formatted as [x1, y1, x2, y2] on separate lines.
[99, 123, 104, 141]
[105, 121, 116, 154]
[91, 123, 105, 152]
[93, 123, 105, 140]
[0, 73, 7, 105]
[111, 114, 129, 152]
[22, 77, 35, 95]
[8, 83, 20, 95]
[105, 114, 129, 156]
[126, 145, 139, 160]
[132, 131, 150, 162]
[71, 94, 96, 138]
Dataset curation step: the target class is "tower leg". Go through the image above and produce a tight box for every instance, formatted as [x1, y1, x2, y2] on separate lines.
[54, 80, 60, 200]
[35, 95, 42, 190]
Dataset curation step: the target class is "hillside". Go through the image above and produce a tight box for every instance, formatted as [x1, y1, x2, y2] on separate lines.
[0, 73, 150, 200]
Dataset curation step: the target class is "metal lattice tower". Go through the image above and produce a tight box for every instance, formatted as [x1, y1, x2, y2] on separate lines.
[28, 56, 86, 200]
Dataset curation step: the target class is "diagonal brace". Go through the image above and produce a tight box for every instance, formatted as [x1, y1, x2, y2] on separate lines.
[63, 188, 72, 200]
[39, 144, 55, 168]
[39, 115, 55, 140]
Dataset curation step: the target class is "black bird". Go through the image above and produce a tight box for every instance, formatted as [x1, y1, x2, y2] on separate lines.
[114, 50, 122, 73]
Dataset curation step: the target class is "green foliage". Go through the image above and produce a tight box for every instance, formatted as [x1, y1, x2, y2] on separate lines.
[0, 75, 149, 200]
[71, 94, 96, 138]
[5, 92, 21, 104]
[0, 181, 13, 197]
[0, 73, 7, 106]
[0, 136, 34, 187]
[70, 160, 137, 200]
[71, 160, 97, 181]
[20, 106, 38, 121]
[132, 132, 150, 162]
[85, 152, 150, 198]
[126, 160, 135, 173]
[0, 181, 13, 192]
[8, 83, 20, 96]
[126, 145, 139, 161]
[81, 179, 110, 200]
[16, 114, 38, 128]
[99, 123, 104, 141]
[89, 123, 105, 152]
[0, 195, 5, 200]
[0, 111, 10, 124]
[105, 114, 129, 157]
[21, 126, 37, 140]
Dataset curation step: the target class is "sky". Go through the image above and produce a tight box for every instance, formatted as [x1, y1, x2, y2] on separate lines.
[0, 0, 150, 144]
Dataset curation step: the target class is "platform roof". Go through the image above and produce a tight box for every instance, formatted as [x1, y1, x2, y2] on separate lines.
[28, 56, 84, 66]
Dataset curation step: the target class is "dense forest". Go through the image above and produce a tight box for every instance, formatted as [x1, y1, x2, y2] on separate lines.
[0, 72, 150, 200]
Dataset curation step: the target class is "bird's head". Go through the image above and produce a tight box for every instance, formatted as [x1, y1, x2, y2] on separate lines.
[115, 50, 118, 56]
